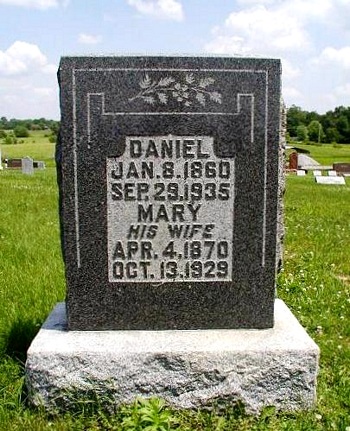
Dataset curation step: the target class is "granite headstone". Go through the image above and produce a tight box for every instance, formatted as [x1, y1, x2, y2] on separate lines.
[58, 56, 281, 330]
[26, 55, 320, 413]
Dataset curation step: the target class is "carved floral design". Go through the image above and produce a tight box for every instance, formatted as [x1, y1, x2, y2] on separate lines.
[128, 73, 222, 107]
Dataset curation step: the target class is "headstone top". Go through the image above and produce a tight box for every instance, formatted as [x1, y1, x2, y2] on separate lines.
[58, 55, 282, 330]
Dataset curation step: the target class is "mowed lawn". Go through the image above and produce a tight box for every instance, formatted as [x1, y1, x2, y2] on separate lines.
[0, 135, 349, 429]
[289, 142, 350, 165]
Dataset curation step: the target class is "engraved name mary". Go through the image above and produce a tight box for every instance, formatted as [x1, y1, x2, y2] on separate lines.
[107, 136, 235, 282]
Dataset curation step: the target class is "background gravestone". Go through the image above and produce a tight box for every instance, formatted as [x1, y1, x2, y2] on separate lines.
[21, 156, 34, 175]
[58, 56, 281, 330]
[289, 152, 298, 170]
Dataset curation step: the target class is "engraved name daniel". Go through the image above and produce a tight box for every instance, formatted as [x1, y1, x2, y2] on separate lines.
[107, 136, 235, 282]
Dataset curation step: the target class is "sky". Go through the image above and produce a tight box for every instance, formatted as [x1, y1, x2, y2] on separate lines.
[0, 0, 349, 120]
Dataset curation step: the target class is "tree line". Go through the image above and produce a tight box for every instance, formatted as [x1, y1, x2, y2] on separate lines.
[286, 105, 350, 144]
[0, 117, 59, 133]
[0, 117, 60, 145]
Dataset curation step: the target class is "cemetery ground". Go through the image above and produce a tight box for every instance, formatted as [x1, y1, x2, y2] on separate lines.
[0, 134, 349, 430]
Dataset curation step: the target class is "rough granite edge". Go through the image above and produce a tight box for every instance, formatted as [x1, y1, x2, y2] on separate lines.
[25, 299, 319, 415]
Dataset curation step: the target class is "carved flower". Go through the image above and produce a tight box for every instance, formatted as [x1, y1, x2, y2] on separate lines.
[172, 83, 189, 102]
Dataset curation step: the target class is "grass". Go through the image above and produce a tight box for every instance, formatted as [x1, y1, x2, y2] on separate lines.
[289, 142, 350, 165]
[1, 130, 56, 168]
[0, 137, 349, 429]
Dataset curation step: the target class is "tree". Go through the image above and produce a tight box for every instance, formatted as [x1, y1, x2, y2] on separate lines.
[296, 125, 309, 142]
[325, 127, 340, 143]
[13, 125, 29, 138]
[307, 120, 323, 143]
[0, 117, 8, 129]
[287, 105, 308, 137]
[336, 115, 349, 143]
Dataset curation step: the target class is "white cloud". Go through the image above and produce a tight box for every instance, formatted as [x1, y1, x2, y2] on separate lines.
[205, 4, 310, 56]
[0, 76, 59, 119]
[0, 41, 58, 118]
[42, 64, 57, 74]
[203, 0, 350, 112]
[0, 0, 68, 9]
[0, 41, 56, 76]
[237, 0, 275, 5]
[78, 33, 102, 45]
[127, 0, 184, 21]
[335, 83, 350, 97]
[283, 86, 302, 100]
[282, 59, 300, 80]
[204, 0, 343, 58]
[33, 86, 55, 97]
[313, 46, 350, 69]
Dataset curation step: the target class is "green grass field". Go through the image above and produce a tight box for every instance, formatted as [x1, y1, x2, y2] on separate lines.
[1, 130, 56, 168]
[289, 142, 350, 165]
[0, 135, 349, 430]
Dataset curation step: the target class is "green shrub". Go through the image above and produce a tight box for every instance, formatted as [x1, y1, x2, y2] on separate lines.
[13, 126, 29, 138]
[3, 133, 17, 145]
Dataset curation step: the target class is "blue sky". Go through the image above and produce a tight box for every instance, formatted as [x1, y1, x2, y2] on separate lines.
[0, 0, 349, 119]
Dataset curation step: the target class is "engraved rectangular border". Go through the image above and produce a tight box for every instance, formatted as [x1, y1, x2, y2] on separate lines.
[72, 68, 269, 270]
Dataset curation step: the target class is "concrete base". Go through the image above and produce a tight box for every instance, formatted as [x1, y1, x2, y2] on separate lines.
[25, 299, 319, 414]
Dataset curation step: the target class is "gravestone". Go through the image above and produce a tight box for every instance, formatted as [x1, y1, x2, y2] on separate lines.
[26, 56, 319, 413]
[21, 156, 34, 175]
[8, 158, 22, 168]
[57, 56, 282, 331]
[328, 170, 337, 176]
[289, 151, 298, 170]
[297, 169, 306, 176]
[333, 162, 350, 176]
[313, 170, 322, 177]
[316, 176, 345, 185]
[34, 161, 46, 170]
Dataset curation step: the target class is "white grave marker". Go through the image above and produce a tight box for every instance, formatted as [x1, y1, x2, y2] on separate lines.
[316, 176, 345, 185]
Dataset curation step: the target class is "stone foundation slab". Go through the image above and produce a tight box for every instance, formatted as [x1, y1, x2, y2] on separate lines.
[25, 299, 319, 414]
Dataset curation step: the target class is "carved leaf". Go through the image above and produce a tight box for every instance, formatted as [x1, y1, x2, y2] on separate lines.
[196, 92, 206, 106]
[185, 73, 195, 84]
[198, 77, 215, 88]
[158, 76, 175, 86]
[139, 74, 152, 89]
[143, 96, 155, 105]
[158, 93, 167, 104]
[209, 91, 222, 104]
